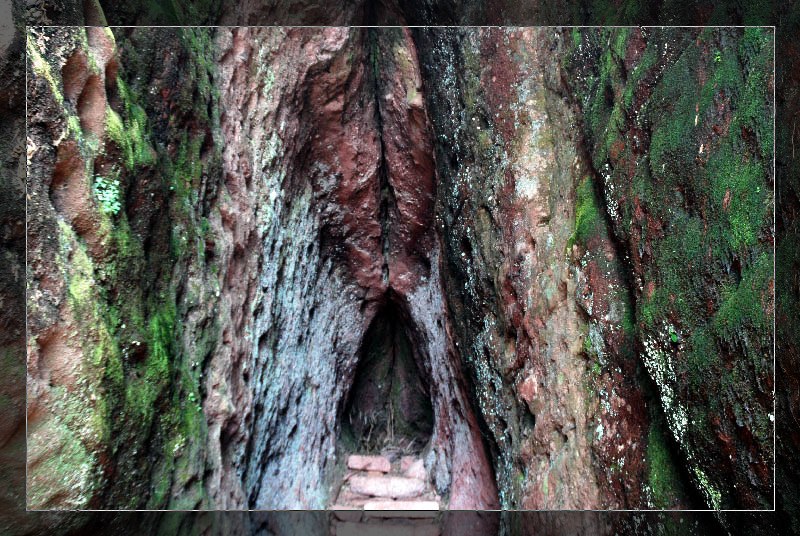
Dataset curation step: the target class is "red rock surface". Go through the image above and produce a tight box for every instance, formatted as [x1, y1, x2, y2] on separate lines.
[15, 5, 781, 532]
[332, 454, 439, 509]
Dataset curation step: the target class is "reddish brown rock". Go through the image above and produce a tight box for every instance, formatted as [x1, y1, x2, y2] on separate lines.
[374, 28, 437, 297]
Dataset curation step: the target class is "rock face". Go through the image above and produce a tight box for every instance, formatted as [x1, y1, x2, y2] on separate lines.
[414, 27, 656, 510]
[21, 7, 775, 531]
[564, 27, 775, 510]
[25, 25, 498, 512]
[416, 25, 774, 512]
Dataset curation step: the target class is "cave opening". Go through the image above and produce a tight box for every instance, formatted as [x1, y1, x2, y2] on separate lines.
[339, 300, 434, 457]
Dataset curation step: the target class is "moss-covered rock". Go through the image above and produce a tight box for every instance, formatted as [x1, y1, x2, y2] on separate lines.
[565, 27, 774, 510]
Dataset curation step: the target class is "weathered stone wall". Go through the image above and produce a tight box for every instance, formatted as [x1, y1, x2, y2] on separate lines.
[25, 25, 499, 512]
[565, 27, 774, 510]
[9, 1, 785, 534]
[414, 27, 662, 510]
[26, 26, 228, 509]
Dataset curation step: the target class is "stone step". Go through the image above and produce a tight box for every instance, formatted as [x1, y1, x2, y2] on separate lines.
[348, 475, 426, 499]
[363, 500, 439, 517]
[399, 457, 426, 480]
[333, 521, 440, 536]
[330, 507, 363, 522]
[347, 454, 391, 473]
[335, 488, 375, 507]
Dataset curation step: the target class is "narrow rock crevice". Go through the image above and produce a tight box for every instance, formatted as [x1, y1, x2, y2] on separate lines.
[22, 22, 774, 521]
[369, 29, 397, 287]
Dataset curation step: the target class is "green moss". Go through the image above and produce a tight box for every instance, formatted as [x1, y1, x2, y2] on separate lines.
[26, 33, 64, 105]
[620, 304, 635, 335]
[639, 288, 664, 328]
[612, 28, 630, 59]
[567, 24, 773, 515]
[707, 145, 767, 249]
[570, 177, 602, 247]
[643, 218, 705, 325]
[67, 114, 83, 138]
[31, 28, 225, 510]
[580, 29, 632, 162]
[648, 58, 700, 183]
[181, 28, 221, 123]
[737, 29, 774, 160]
[571, 28, 582, 50]
[28, 417, 98, 508]
[64, 238, 95, 307]
[623, 45, 657, 108]
[713, 252, 772, 346]
[105, 103, 154, 171]
[646, 421, 686, 509]
[124, 300, 175, 421]
[685, 327, 719, 388]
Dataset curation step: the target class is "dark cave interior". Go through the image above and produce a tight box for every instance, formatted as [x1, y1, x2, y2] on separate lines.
[340, 302, 435, 456]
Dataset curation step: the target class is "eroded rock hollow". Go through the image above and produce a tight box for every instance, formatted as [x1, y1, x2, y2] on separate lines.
[25, 19, 774, 522]
[237, 28, 497, 509]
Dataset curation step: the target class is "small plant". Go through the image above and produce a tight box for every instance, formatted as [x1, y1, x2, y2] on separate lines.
[713, 50, 722, 64]
[93, 175, 122, 216]
[668, 326, 679, 344]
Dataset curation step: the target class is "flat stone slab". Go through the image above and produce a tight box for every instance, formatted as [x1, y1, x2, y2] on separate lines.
[349, 475, 426, 499]
[330, 506, 363, 522]
[403, 459, 426, 480]
[333, 521, 440, 536]
[363, 500, 440, 517]
[336, 489, 374, 507]
[399, 456, 416, 472]
[348, 454, 391, 473]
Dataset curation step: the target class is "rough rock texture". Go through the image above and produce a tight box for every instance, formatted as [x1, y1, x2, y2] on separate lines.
[26, 25, 226, 509]
[214, 26, 497, 510]
[0, 7, 31, 533]
[414, 27, 659, 510]
[564, 27, 774, 510]
[25, 24, 498, 513]
[22, 20, 774, 520]
[3, 1, 789, 535]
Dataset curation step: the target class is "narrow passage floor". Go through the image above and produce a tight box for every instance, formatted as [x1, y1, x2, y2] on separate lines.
[330, 453, 443, 535]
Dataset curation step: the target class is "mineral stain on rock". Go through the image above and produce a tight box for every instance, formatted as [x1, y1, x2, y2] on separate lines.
[24, 17, 773, 521]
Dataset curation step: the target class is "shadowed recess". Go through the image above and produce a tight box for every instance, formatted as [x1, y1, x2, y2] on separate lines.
[341, 301, 434, 455]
